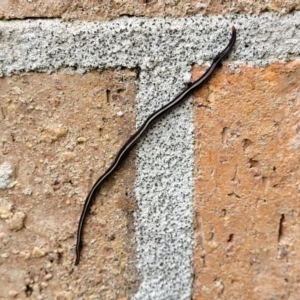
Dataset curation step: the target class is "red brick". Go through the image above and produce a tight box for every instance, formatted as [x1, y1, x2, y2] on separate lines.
[0, 70, 140, 298]
[193, 61, 300, 299]
[0, 0, 298, 20]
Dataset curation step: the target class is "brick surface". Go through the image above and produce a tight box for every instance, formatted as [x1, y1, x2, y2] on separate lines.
[0, 0, 299, 20]
[193, 62, 300, 299]
[0, 70, 140, 299]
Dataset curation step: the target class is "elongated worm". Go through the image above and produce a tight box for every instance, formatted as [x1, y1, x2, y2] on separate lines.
[75, 26, 236, 265]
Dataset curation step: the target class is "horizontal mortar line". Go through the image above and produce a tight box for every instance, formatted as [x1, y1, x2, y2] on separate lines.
[0, 11, 299, 78]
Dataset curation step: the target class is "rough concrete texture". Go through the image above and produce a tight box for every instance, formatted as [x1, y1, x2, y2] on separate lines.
[0, 162, 13, 189]
[0, 70, 140, 299]
[0, 13, 300, 77]
[133, 66, 194, 299]
[0, 0, 299, 20]
[193, 61, 300, 299]
[0, 13, 299, 300]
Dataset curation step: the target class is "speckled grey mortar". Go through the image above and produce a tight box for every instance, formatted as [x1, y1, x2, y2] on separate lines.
[0, 13, 299, 77]
[0, 12, 299, 300]
[0, 163, 13, 189]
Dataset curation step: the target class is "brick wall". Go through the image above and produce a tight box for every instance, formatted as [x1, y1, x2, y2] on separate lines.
[0, 1, 299, 299]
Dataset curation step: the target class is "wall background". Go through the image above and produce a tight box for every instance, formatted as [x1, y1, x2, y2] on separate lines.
[0, 1, 299, 300]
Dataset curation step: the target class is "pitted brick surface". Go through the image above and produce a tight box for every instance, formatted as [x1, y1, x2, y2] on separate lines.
[193, 62, 300, 299]
[0, 13, 299, 300]
[0, 0, 299, 20]
[0, 70, 140, 299]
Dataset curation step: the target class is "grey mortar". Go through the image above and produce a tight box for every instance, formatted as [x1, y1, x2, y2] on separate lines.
[0, 12, 299, 77]
[0, 12, 299, 300]
[0, 162, 13, 189]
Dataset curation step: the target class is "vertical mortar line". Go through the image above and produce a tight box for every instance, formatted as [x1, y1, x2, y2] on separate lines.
[132, 64, 194, 299]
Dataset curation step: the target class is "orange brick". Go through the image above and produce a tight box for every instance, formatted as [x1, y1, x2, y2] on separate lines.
[0, 0, 298, 20]
[0, 70, 140, 298]
[193, 61, 300, 299]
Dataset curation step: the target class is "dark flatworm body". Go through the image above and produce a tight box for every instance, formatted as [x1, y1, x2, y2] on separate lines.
[75, 27, 236, 266]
